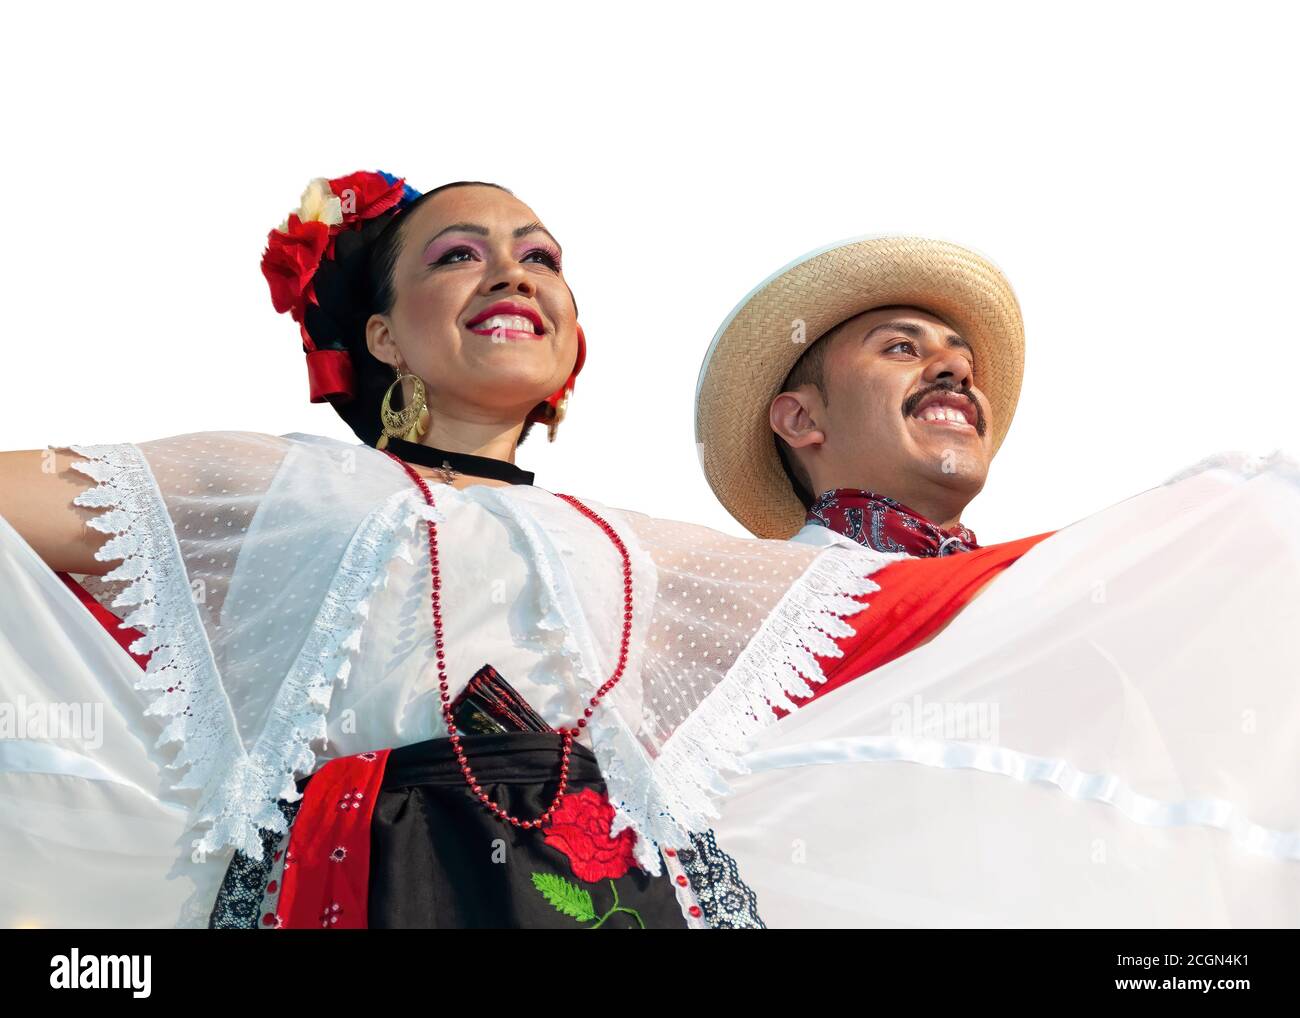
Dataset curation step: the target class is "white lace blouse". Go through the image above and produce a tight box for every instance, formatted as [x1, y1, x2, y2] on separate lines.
[61, 430, 904, 876]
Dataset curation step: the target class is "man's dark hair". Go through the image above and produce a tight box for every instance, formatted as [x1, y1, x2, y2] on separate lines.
[773, 321, 842, 509]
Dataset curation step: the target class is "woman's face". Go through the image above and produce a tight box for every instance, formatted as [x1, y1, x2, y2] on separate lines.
[366, 185, 578, 424]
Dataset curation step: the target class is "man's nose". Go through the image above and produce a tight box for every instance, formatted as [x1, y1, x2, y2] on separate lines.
[923, 349, 974, 390]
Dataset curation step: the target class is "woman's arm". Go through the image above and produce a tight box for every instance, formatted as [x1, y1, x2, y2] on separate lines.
[0, 446, 112, 575]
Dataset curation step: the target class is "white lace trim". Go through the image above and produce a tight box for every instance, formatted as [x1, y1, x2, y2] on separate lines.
[626, 543, 908, 869]
[203, 488, 441, 861]
[67, 443, 243, 840]
[69, 441, 447, 862]
[740, 735, 1300, 861]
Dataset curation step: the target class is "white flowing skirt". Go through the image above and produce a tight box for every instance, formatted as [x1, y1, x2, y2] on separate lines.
[0, 512, 227, 928]
[713, 452, 1300, 927]
[1, 450, 1297, 927]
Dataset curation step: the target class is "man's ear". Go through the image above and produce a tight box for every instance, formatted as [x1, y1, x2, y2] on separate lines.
[365, 313, 398, 369]
[770, 389, 826, 450]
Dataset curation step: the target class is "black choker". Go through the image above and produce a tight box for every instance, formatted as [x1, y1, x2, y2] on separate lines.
[382, 437, 535, 486]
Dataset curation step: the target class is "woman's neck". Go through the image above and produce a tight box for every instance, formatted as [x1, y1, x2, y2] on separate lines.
[416, 415, 524, 464]
[394, 412, 527, 489]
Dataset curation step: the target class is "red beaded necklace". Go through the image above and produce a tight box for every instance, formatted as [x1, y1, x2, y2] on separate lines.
[384, 451, 634, 830]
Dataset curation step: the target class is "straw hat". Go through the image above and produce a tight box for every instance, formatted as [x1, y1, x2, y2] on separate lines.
[695, 235, 1025, 539]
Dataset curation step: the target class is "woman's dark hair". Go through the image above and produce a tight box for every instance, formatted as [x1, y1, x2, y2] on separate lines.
[304, 180, 539, 446]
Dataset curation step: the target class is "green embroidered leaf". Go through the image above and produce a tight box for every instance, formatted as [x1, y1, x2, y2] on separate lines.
[531, 872, 596, 922]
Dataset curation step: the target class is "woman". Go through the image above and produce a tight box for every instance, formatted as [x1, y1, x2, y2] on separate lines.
[0, 170, 915, 928]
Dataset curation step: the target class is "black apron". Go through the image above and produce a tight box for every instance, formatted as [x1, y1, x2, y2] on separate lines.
[209, 732, 764, 929]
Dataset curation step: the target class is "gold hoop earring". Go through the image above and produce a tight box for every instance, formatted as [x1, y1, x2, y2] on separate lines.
[547, 388, 571, 443]
[377, 367, 430, 450]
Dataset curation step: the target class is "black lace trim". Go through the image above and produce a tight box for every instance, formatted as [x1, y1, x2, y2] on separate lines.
[208, 798, 302, 929]
[208, 808, 764, 929]
[675, 828, 766, 929]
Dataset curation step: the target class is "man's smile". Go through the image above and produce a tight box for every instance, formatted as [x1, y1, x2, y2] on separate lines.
[906, 389, 981, 434]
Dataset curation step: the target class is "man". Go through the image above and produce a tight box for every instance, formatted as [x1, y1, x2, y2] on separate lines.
[691, 235, 1300, 928]
[696, 234, 1029, 576]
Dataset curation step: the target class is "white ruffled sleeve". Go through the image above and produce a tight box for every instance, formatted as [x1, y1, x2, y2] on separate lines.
[61, 431, 415, 863]
[63, 433, 298, 857]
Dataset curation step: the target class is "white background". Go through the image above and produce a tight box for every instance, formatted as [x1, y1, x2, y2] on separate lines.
[2, 1, 1296, 543]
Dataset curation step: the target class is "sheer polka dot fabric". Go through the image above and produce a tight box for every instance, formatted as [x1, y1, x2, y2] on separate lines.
[618, 511, 820, 743]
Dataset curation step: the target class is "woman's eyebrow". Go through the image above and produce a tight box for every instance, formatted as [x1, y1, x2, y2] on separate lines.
[424, 221, 563, 255]
[514, 221, 563, 254]
[424, 222, 489, 247]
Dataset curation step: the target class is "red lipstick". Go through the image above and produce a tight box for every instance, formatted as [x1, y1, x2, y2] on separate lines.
[464, 301, 545, 341]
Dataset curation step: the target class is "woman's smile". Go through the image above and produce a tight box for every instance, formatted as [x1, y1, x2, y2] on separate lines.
[465, 300, 546, 342]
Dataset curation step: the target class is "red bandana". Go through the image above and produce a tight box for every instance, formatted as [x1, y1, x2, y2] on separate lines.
[806, 489, 980, 557]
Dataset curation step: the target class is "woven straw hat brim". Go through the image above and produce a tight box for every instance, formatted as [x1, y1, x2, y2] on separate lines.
[694, 235, 1024, 539]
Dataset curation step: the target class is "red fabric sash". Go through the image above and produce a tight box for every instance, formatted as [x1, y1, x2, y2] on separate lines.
[275, 749, 392, 929]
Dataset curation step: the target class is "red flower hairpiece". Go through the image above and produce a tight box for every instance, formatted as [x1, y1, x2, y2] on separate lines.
[261, 172, 411, 326]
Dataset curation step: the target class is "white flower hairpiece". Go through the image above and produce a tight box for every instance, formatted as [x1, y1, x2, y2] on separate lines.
[277, 177, 345, 232]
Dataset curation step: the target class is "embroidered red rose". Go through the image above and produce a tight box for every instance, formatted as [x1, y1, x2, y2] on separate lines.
[541, 788, 638, 883]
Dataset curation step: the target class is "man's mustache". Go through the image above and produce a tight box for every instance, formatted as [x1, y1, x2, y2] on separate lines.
[901, 382, 986, 436]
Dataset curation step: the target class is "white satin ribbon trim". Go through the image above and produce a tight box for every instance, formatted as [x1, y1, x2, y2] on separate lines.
[741, 735, 1300, 861]
[0, 739, 186, 812]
